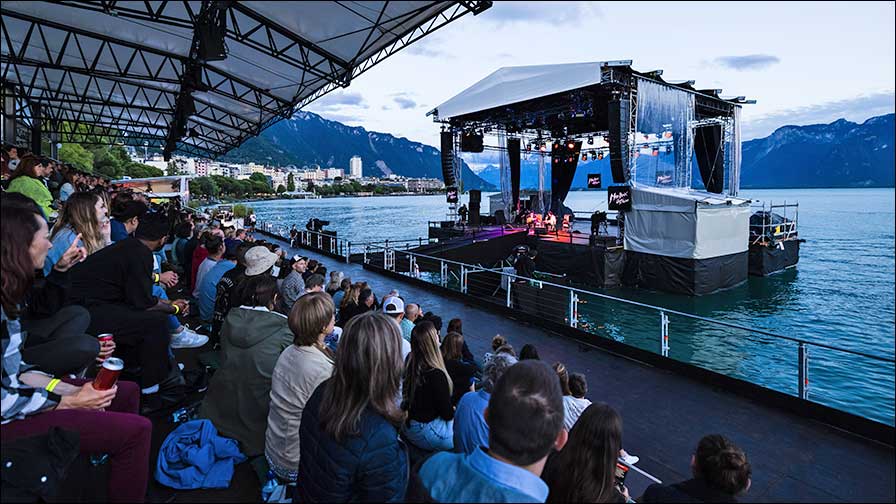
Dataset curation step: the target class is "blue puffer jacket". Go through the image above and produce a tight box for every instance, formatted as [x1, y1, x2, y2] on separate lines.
[297, 379, 408, 502]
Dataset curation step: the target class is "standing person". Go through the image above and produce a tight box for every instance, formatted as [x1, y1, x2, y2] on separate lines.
[452, 353, 518, 455]
[639, 435, 751, 503]
[402, 321, 455, 452]
[441, 331, 478, 406]
[1, 206, 152, 504]
[43, 191, 111, 275]
[278, 256, 307, 313]
[7, 155, 55, 220]
[542, 403, 629, 503]
[265, 292, 336, 482]
[67, 211, 188, 412]
[199, 275, 293, 456]
[297, 312, 408, 502]
[412, 360, 568, 502]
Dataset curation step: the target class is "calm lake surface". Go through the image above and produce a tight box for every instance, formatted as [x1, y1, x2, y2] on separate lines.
[249, 188, 895, 424]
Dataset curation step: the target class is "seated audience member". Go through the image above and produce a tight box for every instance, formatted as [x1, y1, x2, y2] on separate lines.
[6, 155, 54, 219]
[189, 230, 212, 293]
[298, 312, 408, 502]
[278, 256, 307, 313]
[1, 204, 152, 503]
[402, 321, 455, 452]
[640, 435, 751, 503]
[331, 277, 351, 311]
[183, 226, 204, 289]
[335, 284, 361, 327]
[413, 360, 567, 503]
[554, 362, 589, 432]
[520, 343, 541, 361]
[382, 296, 413, 360]
[110, 197, 148, 243]
[542, 403, 629, 503]
[68, 211, 188, 411]
[446, 317, 478, 365]
[442, 331, 478, 405]
[453, 353, 517, 455]
[193, 235, 224, 298]
[302, 273, 326, 297]
[326, 271, 344, 295]
[169, 221, 193, 268]
[483, 334, 515, 368]
[212, 244, 277, 340]
[401, 302, 421, 341]
[43, 191, 111, 275]
[265, 292, 336, 482]
[199, 275, 293, 456]
[197, 241, 238, 322]
[302, 259, 319, 282]
[338, 287, 375, 326]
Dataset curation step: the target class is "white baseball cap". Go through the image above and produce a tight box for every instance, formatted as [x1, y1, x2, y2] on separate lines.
[382, 296, 405, 315]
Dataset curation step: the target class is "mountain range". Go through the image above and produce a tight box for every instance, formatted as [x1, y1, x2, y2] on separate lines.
[471, 114, 895, 189]
[221, 111, 495, 190]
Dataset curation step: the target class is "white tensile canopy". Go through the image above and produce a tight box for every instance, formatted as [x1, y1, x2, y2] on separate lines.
[2, 1, 491, 157]
[624, 186, 751, 260]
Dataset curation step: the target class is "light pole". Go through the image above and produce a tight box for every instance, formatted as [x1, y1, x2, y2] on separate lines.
[143, 141, 148, 161]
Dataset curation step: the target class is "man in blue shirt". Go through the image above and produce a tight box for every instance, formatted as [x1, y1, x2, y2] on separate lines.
[453, 352, 518, 455]
[197, 242, 238, 322]
[412, 360, 568, 503]
[110, 199, 148, 242]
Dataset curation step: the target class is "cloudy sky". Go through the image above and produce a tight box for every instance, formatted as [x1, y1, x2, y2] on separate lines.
[305, 1, 895, 147]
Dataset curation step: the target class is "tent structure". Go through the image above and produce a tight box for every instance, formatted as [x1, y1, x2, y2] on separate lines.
[2, 0, 492, 158]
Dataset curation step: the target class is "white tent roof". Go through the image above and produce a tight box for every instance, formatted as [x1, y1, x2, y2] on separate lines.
[2, 1, 491, 157]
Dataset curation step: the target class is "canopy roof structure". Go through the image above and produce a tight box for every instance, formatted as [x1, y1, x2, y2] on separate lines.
[429, 60, 753, 133]
[2, 0, 491, 158]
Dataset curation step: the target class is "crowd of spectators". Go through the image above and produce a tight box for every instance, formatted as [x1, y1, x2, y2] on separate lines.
[1, 142, 753, 503]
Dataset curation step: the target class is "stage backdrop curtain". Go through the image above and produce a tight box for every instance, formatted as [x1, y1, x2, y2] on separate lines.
[508, 138, 521, 212]
[694, 124, 724, 194]
[550, 141, 581, 213]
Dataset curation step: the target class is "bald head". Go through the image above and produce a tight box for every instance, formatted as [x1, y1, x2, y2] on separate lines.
[404, 303, 420, 322]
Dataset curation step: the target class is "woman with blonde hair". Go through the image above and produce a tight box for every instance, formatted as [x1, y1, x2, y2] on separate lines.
[402, 320, 455, 451]
[265, 292, 336, 482]
[43, 191, 110, 275]
[336, 283, 362, 327]
[298, 311, 408, 501]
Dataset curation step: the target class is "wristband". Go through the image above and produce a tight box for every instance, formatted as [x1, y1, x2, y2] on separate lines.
[153, 273, 160, 283]
[173, 304, 180, 315]
[46, 378, 61, 393]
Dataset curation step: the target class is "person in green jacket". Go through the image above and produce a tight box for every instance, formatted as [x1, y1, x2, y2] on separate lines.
[200, 273, 294, 456]
[7, 155, 55, 220]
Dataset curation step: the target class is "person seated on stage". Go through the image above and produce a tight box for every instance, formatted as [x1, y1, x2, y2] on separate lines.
[561, 214, 571, 232]
[526, 211, 536, 228]
[640, 435, 751, 503]
[544, 211, 557, 232]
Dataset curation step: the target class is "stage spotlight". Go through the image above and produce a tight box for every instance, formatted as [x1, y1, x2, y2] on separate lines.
[553, 141, 561, 150]
[587, 136, 594, 145]
[526, 143, 532, 151]
[566, 140, 576, 150]
[539, 143, 547, 152]
[590, 150, 597, 161]
[597, 151, 604, 160]
[652, 147, 660, 156]
[582, 153, 588, 162]
[665, 145, 672, 154]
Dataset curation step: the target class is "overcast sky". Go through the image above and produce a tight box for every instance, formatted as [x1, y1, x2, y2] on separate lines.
[305, 1, 895, 147]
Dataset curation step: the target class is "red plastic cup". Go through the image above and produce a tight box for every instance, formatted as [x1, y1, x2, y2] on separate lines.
[93, 357, 123, 391]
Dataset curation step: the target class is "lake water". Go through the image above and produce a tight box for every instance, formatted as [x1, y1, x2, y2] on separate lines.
[249, 188, 895, 424]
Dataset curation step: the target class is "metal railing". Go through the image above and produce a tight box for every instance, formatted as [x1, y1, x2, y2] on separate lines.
[257, 220, 895, 424]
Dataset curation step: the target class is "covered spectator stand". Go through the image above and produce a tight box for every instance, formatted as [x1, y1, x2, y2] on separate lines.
[429, 61, 760, 295]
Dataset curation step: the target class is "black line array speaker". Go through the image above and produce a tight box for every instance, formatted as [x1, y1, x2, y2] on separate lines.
[440, 131, 457, 187]
[460, 132, 484, 152]
[607, 97, 631, 183]
[469, 189, 481, 203]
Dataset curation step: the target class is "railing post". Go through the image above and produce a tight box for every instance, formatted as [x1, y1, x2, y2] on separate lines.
[364, 245, 369, 264]
[440, 260, 447, 287]
[798, 343, 809, 400]
[506, 277, 512, 308]
[660, 311, 670, 357]
[316, 233, 321, 250]
[345, 241, 351, 263]
[569, 291, 579, 328]
[418, 237, 422, 247]
[460, 265, 468, 294]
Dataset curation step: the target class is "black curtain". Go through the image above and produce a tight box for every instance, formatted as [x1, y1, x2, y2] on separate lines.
[694, 125, 723, 193]
[550, 141, 581, 212]
[508, 138, 521, 212]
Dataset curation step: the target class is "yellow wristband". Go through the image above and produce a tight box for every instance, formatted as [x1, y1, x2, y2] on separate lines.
[153, 273, 160, 283]
[173, 304, 180, 315]
[46, 378, 61, 393]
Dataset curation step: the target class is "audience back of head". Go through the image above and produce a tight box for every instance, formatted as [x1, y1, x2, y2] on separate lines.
[694, 434, 752, 496]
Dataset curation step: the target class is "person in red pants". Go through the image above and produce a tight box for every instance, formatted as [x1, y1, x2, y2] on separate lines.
[1, 203, 152, 503]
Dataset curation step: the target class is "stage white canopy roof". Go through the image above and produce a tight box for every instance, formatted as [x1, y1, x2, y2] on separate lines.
[2, 1, 491, 157]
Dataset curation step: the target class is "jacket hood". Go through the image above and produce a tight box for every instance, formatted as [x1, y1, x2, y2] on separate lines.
[225, 307, 289, 348]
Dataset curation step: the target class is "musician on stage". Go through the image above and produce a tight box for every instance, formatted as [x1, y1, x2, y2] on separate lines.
[544, 211, 557, 232]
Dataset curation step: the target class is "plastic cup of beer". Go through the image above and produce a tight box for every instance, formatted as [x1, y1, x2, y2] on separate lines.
[93, 357, 123, 391]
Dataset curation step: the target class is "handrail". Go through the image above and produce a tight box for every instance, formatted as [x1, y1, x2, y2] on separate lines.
[261, 220, 894, 364]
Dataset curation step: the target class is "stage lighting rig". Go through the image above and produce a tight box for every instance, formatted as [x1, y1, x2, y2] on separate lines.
[590, 151, 597, 161]
[566, 139, 576, 150]
[582, 153, 588, 162]
[587, 136, 594, 145]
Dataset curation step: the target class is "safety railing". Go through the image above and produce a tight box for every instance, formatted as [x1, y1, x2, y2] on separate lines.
[360, 241, 895, 424]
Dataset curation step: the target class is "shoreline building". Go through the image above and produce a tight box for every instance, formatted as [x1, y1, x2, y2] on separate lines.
[350, 156, 363, 179]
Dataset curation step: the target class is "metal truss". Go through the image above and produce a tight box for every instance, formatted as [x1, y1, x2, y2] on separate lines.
[2, 1, 492, 158]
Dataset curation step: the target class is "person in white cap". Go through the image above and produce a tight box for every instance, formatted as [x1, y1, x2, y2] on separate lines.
[383, 296, 411, 361]
[212, 244, 280, 340]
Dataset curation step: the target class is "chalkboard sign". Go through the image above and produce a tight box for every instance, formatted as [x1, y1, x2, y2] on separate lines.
[607, 186, 632, 211]
[587, 173, 602, 189]
[446, 187, 459, 203]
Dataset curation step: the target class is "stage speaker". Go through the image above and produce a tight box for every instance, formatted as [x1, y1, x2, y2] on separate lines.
[495, 210, 507, 225]
[440, 131, 457, 187]
[460, 132, 484, 152]
[469, 201, 481, 227]
[534, 226, 547, 235]
[469, 189, 481, 203]
[607, 97, 631, 183]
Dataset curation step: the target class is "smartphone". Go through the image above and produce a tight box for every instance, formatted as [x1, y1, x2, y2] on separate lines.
[271, 265, 281, 277]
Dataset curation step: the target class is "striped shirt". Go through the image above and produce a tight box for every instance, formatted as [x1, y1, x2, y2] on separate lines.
[1, 307, 60, 423]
